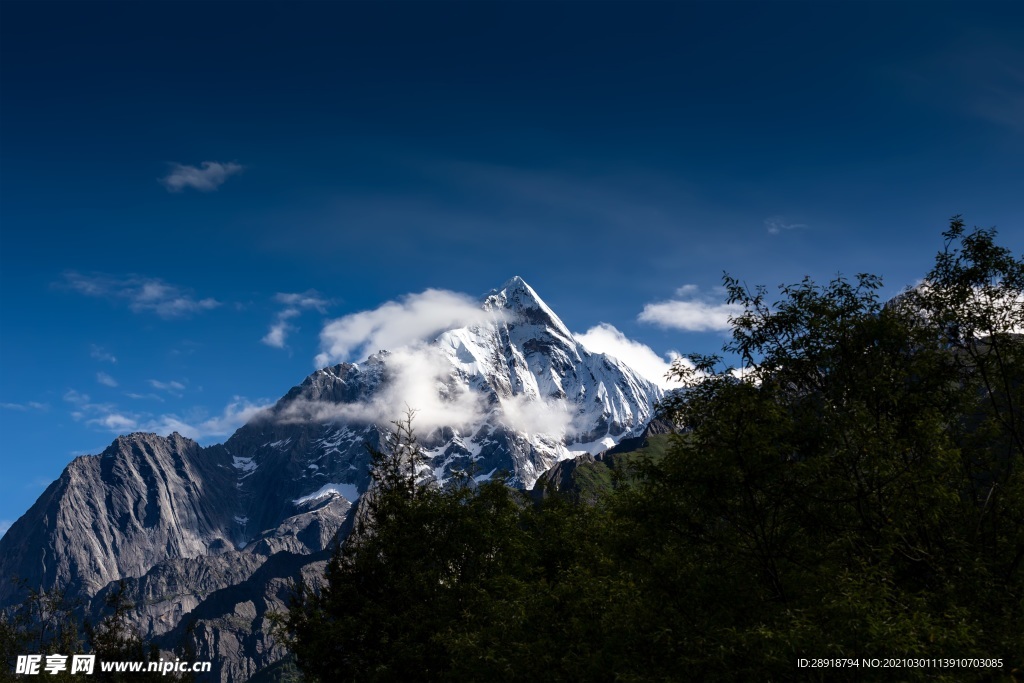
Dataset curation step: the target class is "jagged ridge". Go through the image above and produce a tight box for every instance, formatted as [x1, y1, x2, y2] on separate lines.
[0, 277, 663, 682]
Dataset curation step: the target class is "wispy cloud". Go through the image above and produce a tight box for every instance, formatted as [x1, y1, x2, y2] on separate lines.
[0, 520, 11, 538]
[639, 284, 742, 333]
[92, 413, 137, 431]
[160, 161, 244, 192]
[945, 44, 1024, 134]
[63, 389, 90, 405]
[125, 392, 164, 402]
[274, 292, 330, 310]
[262, 290, 331, 349]
[280, 346, 489, 434]
[316, 289, 493, 366]
[575, 323, 683, 389]
[764, 216, 808, 235]
[63, 389, 115, 421]
[0, 401, 49, 412]
[79, 396, 272, 442]
[96, 372, 118, 388]
[966, 51, 1024, 133]
[90, 344, 117, 363]
[149, 379, 186, 396]
[61, 272, 221, 318]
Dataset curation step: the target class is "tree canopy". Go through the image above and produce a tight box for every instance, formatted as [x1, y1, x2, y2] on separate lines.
[282, 218, 1023, 682]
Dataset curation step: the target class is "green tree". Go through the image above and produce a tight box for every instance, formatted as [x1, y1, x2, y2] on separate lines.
[613, 217, 1023, 680]
[281, 409, 628, 683]
[1, 580, 193, 682]
[281, 218, 1022, 682]
[281, 412, 532, 682]
[0, 582, 83, 682]
[85, 581, 192, 682]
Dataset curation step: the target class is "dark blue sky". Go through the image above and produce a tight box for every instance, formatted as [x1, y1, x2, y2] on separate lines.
[1, 0, 1022, 533]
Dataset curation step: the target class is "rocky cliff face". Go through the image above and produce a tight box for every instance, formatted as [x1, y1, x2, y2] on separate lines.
[0, 432, 237, 606]
[0, 277, 663, 682]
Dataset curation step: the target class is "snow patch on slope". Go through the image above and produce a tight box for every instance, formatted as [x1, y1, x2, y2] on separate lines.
[293, 483, 361, 506]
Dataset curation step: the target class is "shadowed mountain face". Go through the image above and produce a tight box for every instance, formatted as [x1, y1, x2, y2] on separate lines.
[0, 277, 663, 681]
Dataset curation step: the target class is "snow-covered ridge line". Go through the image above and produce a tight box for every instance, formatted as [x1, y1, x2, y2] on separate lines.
[292, 483, 364, 505]
[293, 483, 361, 506]
[264, 276, 664, 490]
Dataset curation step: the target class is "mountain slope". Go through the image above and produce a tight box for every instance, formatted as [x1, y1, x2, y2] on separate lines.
[0, 277, 663, 681]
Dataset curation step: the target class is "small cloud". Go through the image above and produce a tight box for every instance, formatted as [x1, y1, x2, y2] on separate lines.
[575, 323, 684, 389]
[675, 284, 700, 296]
[639, 285, 742, 333]
[61, 272, 221, 319]
[63, 389, 116, 422]
[63, 389, 90, 405]
[280, 346, 488, 433]
[316, 289, 491, 366]
[90, 345, 117, 363]
[96, 372, 118, 388]
[764, 216, 808, 235]
[190, 398, 273, 438]
[125, 392, 164, 402]
[90, 412, 138, 432]
[84, 397, 272, 442]
[0, 520, 12, 538]
[0, 401, 49, 412]
[262, 321, 291, 349]
[160, 161, 244, 192]
[262, 290, 331, 350]
[149, 379, 186, 396]
[274, 291, 329, 312]
[497, 394, 574, 437]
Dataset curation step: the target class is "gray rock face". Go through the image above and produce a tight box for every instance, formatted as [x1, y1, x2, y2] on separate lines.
[0, 277, 663, 682]
[0, 432, 238, 606]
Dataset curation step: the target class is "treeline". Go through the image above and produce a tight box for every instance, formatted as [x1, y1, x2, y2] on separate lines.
[0, 581, 194, 682]
[281, 218, 1023, 682]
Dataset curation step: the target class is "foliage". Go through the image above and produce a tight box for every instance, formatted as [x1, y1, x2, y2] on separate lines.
[0, 582, 83, 682]
[85, 581, 192, 682]
[618, 216, 1023, 680]
[281, 218, 1023, 681]
[0, 581, 191, 682]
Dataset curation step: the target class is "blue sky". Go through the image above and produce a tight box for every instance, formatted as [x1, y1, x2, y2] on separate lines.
[1, 0, 1022, 534]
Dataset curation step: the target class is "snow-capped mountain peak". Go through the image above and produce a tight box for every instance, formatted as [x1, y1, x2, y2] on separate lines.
[0, 275, 666, 682]
[483, 275, 574, 342]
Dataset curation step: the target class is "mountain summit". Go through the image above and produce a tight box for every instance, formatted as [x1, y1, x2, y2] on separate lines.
[0, 278, 663, 681]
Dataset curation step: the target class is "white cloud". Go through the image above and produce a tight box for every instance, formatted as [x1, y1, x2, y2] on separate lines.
[184, 398, 273, 439]
[764, 215, 807, 235]
[0, 520, 11, 538]
[575, 323, 684, 389]
[496, 394, 574, 436]
[0, 401, 49, 411]
[160, 161, 244, 192]
[63, 389, 114, 418]
[281, 346, 487, 434]
[125, 392, 164, 401]
[90, 344, 117, 363]
[92, 413, 138, 431]
[149, 379, 186, 393]
[315, 289, 494, 366]
[84, 397, 272, 442]
[639, 285, 742, 333]
[62, 272, 221, 319]
[96, 372, 118, 387]
[274, 291, 329, 311]
[675, 284, 700, 296]
[262, 290, 330, 349]
[262, 321, 291, 349]
[639, 300, 738, 331]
